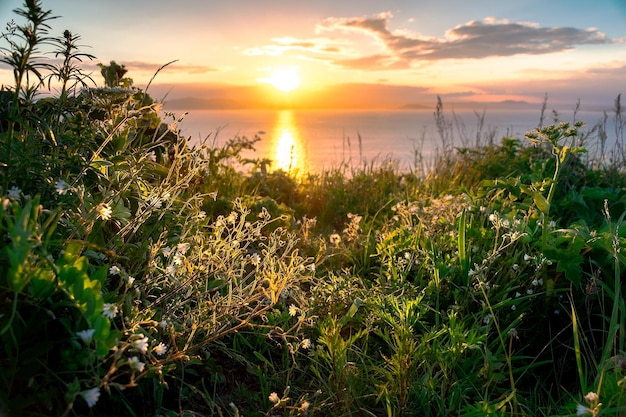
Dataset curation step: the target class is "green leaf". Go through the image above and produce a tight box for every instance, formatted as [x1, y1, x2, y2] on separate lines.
[532, 191, 550, 214]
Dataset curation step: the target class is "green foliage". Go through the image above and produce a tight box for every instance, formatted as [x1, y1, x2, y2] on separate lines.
[2, 2, 626, 416]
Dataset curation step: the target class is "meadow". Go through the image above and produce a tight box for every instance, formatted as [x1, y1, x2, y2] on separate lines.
[1, 2, 626, 416]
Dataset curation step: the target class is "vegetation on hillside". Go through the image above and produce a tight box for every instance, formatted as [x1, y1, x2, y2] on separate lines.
[1, 2, 625, 416]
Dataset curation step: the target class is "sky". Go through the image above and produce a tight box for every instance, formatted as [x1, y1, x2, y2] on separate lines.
[1, 0, 625, 109]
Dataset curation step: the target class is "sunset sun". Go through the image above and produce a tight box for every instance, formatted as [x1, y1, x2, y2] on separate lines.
[267, 67, 301, 92]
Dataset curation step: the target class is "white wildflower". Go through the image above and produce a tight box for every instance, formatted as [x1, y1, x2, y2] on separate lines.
[81, 387, 101, 408]
[7, 186, 21, 199]
[301, 338, 311, 349]
[288, 304, 298, 317]
[102, 303, 118, 319]
[127, 356, 145, 372]
[576, 403, 590, 415]
[76, 329, 95, 344]
[133, 336, 149, 354]
[55, 179, 69, 195]
[153, 342, 168, 356]
[98, 203, 112, 221]
[109, 265, 121, 275]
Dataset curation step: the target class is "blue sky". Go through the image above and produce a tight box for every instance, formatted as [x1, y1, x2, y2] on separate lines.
[1, 0, 625, 107]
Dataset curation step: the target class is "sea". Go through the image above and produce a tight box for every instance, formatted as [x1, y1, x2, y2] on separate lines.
[172, 107, 619, 173]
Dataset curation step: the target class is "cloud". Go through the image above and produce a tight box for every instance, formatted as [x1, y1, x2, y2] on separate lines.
[253, 12, 618, 70]
[242, 36, 349, 57]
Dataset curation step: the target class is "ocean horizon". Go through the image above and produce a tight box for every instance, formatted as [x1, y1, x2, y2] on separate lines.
[172, 107, 618, 173]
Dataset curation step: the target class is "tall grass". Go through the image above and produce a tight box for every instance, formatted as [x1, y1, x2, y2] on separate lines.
[1, 2, 626, 416]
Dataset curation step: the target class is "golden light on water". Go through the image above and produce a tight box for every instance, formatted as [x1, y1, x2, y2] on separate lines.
[271, 110, 306, 173]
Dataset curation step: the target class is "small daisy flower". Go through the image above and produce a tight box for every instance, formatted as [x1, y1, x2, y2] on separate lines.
[127, 356, 145, 372]
[7, 186, 21, 199]
[166, 264, 177, 276]
[98, 203, 112, 221]
[127, 276, 135, 286]
[576, 403, 590, 415]
[268, 392, 280, 404]
[153, 342, 168, 356]
[81, 387, 101, 408]
[288, 304, 298, 317]
[76, 329, 96, 344]
[177, 242, 190, 254]
[109, 265, 121, 275]
[55, 179, 69, 195]
[133, 336, 149, 354]
[162, 246, 172, 257]
[102, 303, 118, 319]
[301, 338, 311, 349]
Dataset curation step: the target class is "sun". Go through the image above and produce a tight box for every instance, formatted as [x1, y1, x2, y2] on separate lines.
[268, 67, 301, 92]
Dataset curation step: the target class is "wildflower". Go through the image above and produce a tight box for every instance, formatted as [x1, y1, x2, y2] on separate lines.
[306, 263, 315, 272]
[548, 220, 557, 228]
[159, 320, 168, 329]
[7, 186, 21, 199]
[482, 314, 493, 325]
[512, 263, 519, 271]
[166, 264, 177, 276]
[329, 233, 341, 246]
[584, 391, 598, 404]
[133, 336, 149, 354]
[77, 329, 95, 344]
[526, 289, 534, 295]
[173, 252, 184, 265]
[510, 304, 517, 311]
[268, 392, 280, 404]
[102, 303, 118, 319]
[576, 403, 590, 415]
[81, 387, 101, 408]
[523, 254, 534, 262]
[127, 275, 135, 286]
[55, 179, 69, 195]
[98, 203, 112, 221]
[288, 304, 298, 317]
[250, 253, 260, 266]
[301, 338, 311, 349]
[127, 356, 145, 372]
[301, 400, 310, 411]
[109, 265, 121, 275]
[508, 328, 519, 339]
[177, 242, 190, 254]
[196, 211, 206, 220]
[531, 278, 543, 287]
[226, 211, 238, 224]
[153, 342, 168, 356]
[208, 191, 218, 201]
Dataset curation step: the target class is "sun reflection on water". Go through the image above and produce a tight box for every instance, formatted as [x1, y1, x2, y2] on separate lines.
[271, 110, 306, 173]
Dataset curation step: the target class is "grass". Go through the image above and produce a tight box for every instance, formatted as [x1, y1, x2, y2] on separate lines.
[1, 2, 626, 416]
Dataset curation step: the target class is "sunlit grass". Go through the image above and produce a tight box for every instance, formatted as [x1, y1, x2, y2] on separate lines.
[1, 2, 626, 416]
